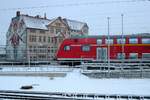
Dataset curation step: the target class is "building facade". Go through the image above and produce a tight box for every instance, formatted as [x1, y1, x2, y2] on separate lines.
[6, 11, 89, 62]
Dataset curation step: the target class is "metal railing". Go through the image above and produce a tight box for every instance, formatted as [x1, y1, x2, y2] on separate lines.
[80, 62, 150, 78]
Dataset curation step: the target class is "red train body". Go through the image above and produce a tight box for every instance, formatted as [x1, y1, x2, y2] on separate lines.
[56, 34, 150, 63]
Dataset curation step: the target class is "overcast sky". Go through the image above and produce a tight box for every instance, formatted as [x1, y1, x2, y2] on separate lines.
[0, 0, 150, 45]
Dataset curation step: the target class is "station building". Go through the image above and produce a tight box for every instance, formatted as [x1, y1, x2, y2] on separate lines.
[6, 11, 89, 62]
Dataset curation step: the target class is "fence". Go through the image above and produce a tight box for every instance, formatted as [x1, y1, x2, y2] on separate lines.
[81, 62, 150, 78]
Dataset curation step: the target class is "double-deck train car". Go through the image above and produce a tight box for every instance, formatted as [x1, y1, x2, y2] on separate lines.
[56, 34, 150, 64]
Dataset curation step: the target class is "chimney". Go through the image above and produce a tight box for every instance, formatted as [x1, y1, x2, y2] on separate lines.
[16, 11, 20, 17]
[44, 13, 47, 19]
[58, 16, 61, 20]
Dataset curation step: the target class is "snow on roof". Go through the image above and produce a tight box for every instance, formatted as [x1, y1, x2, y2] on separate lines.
[0, 69, 150, 95]
[65, 19, 86, 31]
[20, 15, 87, 31]
[22, 15, 51, 30]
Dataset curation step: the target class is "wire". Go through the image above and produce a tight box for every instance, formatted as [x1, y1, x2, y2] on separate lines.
[0, 0, 149, 11]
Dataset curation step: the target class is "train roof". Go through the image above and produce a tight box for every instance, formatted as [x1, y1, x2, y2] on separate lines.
[71, 33, 150, 39]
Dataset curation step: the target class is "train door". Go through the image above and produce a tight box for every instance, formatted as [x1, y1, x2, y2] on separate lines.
[97, 48, 107, 61]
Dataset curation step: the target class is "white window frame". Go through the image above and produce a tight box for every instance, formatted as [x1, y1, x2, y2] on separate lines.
[82, 45, 90, 52]
[117, 38, 126, 44]
[129, 38, 138, 44]
[129, 53, 138, 59]
[142, 38, 150, 44]
[97, 39, 102, 45]
[142, 53, 150, 59]
[117, 53, 125, 59]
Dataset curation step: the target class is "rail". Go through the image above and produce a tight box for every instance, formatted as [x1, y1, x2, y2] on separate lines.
[0, 90, 150, 100]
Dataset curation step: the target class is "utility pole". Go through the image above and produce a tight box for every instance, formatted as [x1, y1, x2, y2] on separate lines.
[28, 45, 30, 68]
[107, 17, 110, 73]
[121, 14, 124, 69]
[121, 14, 125, 70]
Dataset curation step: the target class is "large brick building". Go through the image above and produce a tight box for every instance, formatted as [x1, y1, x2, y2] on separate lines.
[6, 11, 89, 62]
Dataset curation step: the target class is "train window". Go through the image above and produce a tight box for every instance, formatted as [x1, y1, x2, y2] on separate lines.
[106, 39, 113, 44]
[142, 38, 150, 44]
[64, 45, 71, 51]
[82, 45, 90, 52]
[129, 53, 138, 59]
[129, 38, 138, 44]
[97, 39, 102, 45]
[117, 53, 125, 59]
[142, 53, 150, 59]
[117, 38, 126, 44]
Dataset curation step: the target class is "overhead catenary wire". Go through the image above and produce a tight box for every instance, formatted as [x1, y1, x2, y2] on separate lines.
[0, 0, 149, 11]
[0, 0, 149, 35]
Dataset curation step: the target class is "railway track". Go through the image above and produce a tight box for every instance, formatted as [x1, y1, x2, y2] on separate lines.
[0, 90, 150, 100]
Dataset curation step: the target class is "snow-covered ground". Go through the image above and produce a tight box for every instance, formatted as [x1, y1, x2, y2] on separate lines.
[0, 69, 150, 96]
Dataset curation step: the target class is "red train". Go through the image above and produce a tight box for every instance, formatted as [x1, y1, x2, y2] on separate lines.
[56, 34, 150, 64]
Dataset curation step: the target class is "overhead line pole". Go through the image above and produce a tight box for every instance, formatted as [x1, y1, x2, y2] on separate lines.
[107, 17, 110, 73]
[121, 14, 124, 69]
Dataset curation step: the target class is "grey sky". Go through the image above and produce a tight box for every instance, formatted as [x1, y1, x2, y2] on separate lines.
[0, 0, 150, 45]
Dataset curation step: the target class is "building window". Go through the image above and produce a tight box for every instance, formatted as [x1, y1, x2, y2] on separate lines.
[117, 53, 125, 59]
[39, 36, 42, 42]
[51, 37, 54, 43]
[29, 46, 32, 52]
[117, 38, 126, 44]
[142, 38, 150, 44]
[97, 39, 102, 45]
[43, 36, 46, 42]
[55, 23, 61, 26]
[129, 38, 138, 44]
[29, 35, 36, 42]
[56, 28, 61, 34]
[129, 53, 138, 59]
[48, 37, 51, 43]
[64, 45, 71, 51]
[50, 27, 54, 33]
[82, 45, 90, 52]
[33, 36, 36, 42]
[29, 35, 32, 42]
[40, 30, 45, 34]
[33, 46, 37, 52]
[142, 53, 150, 59]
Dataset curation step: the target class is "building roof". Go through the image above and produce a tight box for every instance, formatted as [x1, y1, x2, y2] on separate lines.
[20, 15, 87, 31]
[21, 15, 51, 30]
[64, 19, 87, 31]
